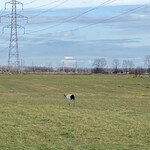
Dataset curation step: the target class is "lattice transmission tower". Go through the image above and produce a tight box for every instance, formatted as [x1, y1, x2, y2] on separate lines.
[0, 0, 28, 71]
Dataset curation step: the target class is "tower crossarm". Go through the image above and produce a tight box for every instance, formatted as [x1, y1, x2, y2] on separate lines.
[0, 14, 12, 23]
[0, 14, 28, 23]
[2, 24, 25, 34]
[5, 1, 23, 9]
[0, 14, 12, 18]
[16, 14, 28, 23]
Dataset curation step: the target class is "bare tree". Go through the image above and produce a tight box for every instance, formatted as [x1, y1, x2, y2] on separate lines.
[122, 60, 128, 74]
[144, 55, 150, 75]
[128, 60, 134, 73]
[93, 58, 107, 73]
[122, 60, 134, 74]
[112, 59, 120, 73]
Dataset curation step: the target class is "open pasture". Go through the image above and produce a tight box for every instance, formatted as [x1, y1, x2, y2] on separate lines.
[0, 74, 150, 150]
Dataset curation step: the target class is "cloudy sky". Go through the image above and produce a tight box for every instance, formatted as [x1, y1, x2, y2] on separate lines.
[0, 0, 150, 68]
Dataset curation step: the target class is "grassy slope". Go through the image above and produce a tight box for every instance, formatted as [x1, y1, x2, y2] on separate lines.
[0, 74, 150, 150]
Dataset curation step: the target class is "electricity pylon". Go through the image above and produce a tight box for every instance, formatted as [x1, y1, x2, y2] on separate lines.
[0, 0, 28, 71]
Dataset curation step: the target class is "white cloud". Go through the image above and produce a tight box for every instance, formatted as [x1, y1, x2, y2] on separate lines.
[50, 31, 73, 38]
[111, 0, 150, 6]
[64, 56, 74, 60]
[130, 14, 148, 19]
[62, 56, 76, 67]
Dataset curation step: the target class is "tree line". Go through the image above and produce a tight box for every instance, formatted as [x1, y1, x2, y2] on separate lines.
[0, 55, 150, 76]
[92, 55, 150, 75]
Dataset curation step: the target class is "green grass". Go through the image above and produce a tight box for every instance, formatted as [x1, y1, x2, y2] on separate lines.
[0, 74, 150, 150]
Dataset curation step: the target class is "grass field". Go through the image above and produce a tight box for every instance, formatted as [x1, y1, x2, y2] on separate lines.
[0, 74, 150, 150]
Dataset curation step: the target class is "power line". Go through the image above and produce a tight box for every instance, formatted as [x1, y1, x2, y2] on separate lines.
[40, 0, 116, 29]
[28, 0, 69, 19]
[26, 2, 150, 35]
[26, 0, 116, 34]
[17, 0, 63, 16]
[24, 0, 40, 5]
[30, 0, 115, 24]
[66, 2, 150, 33]
[27, 0, 62, 9]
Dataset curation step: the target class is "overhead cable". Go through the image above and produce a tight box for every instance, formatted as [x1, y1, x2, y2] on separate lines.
[28, 0, 69, 19]
[26, 0, 116, 34]
[27, 2, 150, 35]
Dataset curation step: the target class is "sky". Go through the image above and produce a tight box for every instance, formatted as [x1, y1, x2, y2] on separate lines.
[0, 0, 150, 68]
